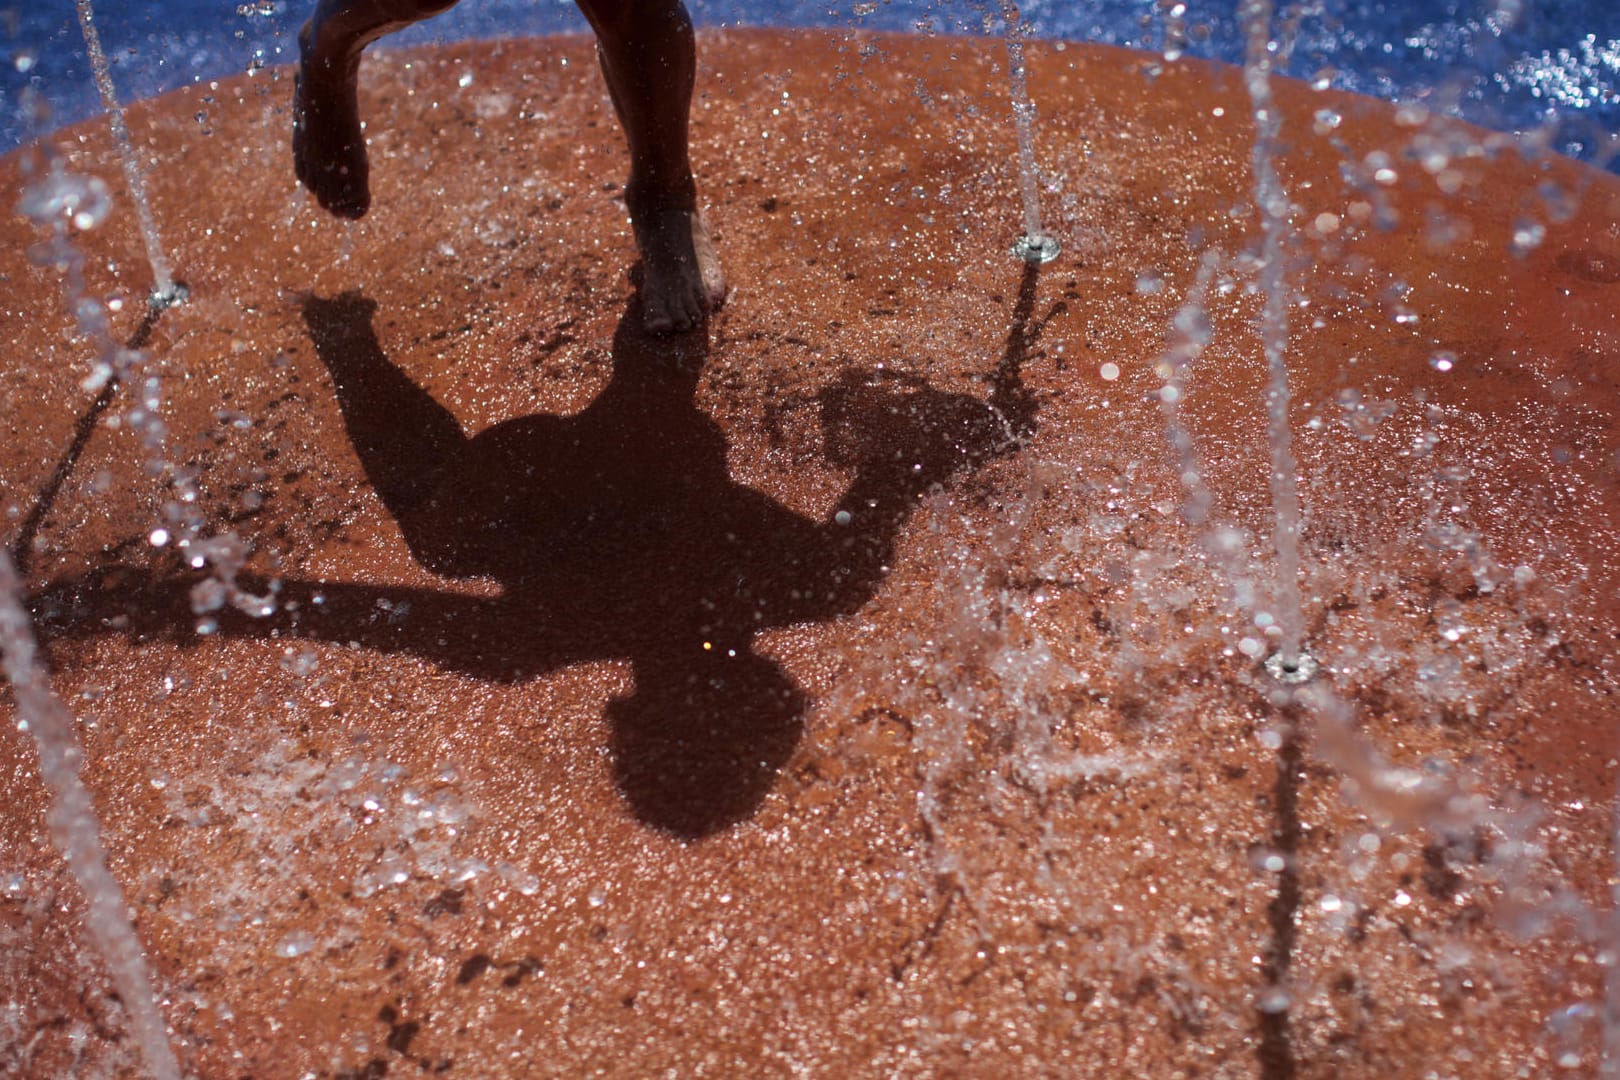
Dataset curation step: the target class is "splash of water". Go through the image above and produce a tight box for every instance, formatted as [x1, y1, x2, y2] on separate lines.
[74, 0, 182, 306]
[0, 549, 184, 1080]
[1000, 0, 1060, 264]
[1238, 0, 1308, 676]
[19, 159, 275, 623]
[1154, 254, 1218, 529]
[1152, 252, 1264, 631]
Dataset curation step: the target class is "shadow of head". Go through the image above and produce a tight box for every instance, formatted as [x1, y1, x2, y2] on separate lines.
[609, 648, 806, 840]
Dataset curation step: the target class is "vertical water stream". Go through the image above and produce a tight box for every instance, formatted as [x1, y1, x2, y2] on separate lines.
[74, 0, 182, 305]
[0, 548, 183, 1080]
[1237, 0, 1309, 678]
[1000, 0, 1060, 264]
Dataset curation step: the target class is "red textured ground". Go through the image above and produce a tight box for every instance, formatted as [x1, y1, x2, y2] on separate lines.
[2, 30, 1619, 1078]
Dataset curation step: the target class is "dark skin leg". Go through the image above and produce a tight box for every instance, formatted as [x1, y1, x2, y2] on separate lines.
[292, 0, 457, 219]
[293, 0, 726, 333]
[580, 0, 726, 333]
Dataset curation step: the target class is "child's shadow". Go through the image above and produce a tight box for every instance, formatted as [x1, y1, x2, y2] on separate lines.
[47, 283, 1043, 839]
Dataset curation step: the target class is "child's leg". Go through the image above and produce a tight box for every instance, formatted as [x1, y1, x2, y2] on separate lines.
[576, 0, 726, 333]
[294, 0, 459, 218]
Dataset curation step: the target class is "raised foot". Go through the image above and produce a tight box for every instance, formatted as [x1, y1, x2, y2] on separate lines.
[292, 23, 371, 219]
[634, 209, 727, 335]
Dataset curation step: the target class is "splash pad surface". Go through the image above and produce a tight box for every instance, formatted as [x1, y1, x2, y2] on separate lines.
[2, 30, 1619, 1077]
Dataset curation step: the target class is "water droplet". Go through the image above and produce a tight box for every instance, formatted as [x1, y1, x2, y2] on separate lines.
[190, 578, 227, 615]
[20, 168, 114, 231]
[1252, 849, 1288, 873]
[429, 791, 467, 826]
[1430, 350, 1456, 372]
[1418, 653, 1461, 683]
[587, 886, 607, 908]
[1510, 218, 1545, 255]
[1536, 180, 1577, 224]
[232, 589, 277, 618]
[281, 648, 319, 677]
[1099, 362, 1120, 382]
[1172, 305, 1211, 344]
[1256, 988, 1291, 1013]
[1312, 109, 1342, 135]
[497, 863, 540, 896]
[274, 930, 315, 958]
[81, 363, 114, 393]
[1338, 393, 1396, 440]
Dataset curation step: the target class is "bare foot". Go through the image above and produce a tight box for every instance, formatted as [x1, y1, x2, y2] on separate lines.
[292, 22, 371, 219]
[633, 208, 727, 335]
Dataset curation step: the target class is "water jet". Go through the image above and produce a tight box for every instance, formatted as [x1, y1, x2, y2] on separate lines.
[72, 0, 181, 307]
[999, 0, 1061, 265]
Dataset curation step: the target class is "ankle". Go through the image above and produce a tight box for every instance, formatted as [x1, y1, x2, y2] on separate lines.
[625, 175, 698, 219]
[299, 16, 364, 80]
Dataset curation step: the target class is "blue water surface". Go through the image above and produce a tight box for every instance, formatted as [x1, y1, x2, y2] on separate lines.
[2, 1, 1617, 166]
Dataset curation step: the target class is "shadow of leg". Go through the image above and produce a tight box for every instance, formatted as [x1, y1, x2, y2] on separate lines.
[301, 291, 467, 518]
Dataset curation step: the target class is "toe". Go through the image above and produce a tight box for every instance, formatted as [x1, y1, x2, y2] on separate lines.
[644, 286, 701, 335]
[327, 182, 369, 219]
[643, 298, 676, 335]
